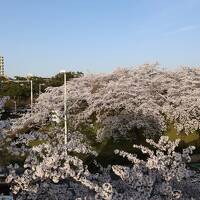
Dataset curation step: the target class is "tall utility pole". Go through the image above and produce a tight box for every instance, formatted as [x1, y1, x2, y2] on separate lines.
[30, 80, 33, 113]
[64, 72, 67, 145]
[39, 83, 45, 96]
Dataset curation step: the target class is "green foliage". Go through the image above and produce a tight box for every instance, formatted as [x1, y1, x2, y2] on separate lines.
[48, 71, 83, 87]
[0, 148, 25, 166]
[78, 122, 99, 143]
[166, 123, 200, 144]
[28, 139, 46, 147]
[0, 71, 83, 109]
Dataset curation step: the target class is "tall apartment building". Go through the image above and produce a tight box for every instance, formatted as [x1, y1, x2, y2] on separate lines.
[0, 56, 5, 76]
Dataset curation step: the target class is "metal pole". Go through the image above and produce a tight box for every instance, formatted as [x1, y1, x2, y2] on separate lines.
[30, 80, 33, 113]
[39, 83, 45, 96]
[64, 73, 67, 145]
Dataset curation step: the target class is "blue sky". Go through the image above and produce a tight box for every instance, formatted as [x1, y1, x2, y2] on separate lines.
[1, 0, 200, 77]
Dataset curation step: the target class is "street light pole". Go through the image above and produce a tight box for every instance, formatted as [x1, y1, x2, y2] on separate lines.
[64, 72, 67, 145]
[30, 80, 33, 113]
[39, 84, 41, 96]
[39, 83, 45, 96]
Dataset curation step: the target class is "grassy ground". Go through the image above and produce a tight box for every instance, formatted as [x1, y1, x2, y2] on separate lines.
[166, 124, 200, 152]
[166, 124, 199, 143]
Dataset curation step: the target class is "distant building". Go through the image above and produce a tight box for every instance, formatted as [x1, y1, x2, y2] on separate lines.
[0, 56, 5, 76]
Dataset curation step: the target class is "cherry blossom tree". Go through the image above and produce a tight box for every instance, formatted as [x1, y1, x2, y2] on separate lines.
[6, 136, 200, 199]
[12, 64, 200, 141]
[3, 65, 200, 199]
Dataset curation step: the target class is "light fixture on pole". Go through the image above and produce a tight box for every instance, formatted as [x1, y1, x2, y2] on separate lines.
[60, 70, 68, 145]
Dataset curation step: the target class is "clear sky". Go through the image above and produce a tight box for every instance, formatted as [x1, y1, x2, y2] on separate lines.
[1, 0, 200, 77]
